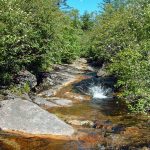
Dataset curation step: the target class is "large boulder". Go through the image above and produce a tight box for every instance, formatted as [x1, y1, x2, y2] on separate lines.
[14, 70, 37, 89]
[0, 99, 74, 136]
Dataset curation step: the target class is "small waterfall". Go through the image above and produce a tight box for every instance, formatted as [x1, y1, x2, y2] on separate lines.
[74, 77, 114, 101]
[89, 85, 112, 99]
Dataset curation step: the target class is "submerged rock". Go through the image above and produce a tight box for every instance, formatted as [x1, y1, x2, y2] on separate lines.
[93, 120, 113, 131]
[112, 124, 125, 134]
[63, 92, 90, 101]
[78, 132, 105, 145]
[80, 120, 94, 127]
[52, 99, 72, 107]
[67, 120, 94, 127]
[0, 99, 74, 136]
[48, 97, 73, 107]
[38, 89, 54, 97]
[67, 120, 82, 126]
[33, 97, 59, 108]
[121, 127, 140, 136]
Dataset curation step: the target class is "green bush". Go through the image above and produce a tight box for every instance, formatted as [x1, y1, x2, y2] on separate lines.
[108, 48, 150, 113]
[85, 0, 150, 113]
[0, 0, 82, 85]
[10, 82, 30, 95]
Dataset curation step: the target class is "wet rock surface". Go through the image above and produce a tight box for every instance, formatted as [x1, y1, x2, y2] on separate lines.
[0, 59, 150, 150]
[93, 120, 113, 131]
[67, 120, 94, 127]
[33, 96, 59, 108]
[48, 98, 73, 107]
[63, 92, 90, 102]
[36, 59, 89, 93]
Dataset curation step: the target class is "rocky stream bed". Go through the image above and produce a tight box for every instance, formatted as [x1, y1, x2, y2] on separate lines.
[0, 59, 150, 150]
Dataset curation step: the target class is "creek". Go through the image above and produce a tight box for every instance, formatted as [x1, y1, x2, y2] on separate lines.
[0, 64, 150, 150]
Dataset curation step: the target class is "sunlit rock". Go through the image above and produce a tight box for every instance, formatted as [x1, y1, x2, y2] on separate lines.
[0, 99, 74, 136]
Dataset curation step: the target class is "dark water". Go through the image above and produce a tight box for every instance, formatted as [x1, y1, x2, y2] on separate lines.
[0, 76, 150, 150]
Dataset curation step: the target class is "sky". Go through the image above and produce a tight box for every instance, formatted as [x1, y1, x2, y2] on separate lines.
[67, 0, 103, 15]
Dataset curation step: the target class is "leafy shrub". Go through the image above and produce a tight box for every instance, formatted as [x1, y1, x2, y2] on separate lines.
[10, 82, 30, 95]
[85, 0, 150, 113]
[109, 48, 150, 113]
[0, 0, 82, 85]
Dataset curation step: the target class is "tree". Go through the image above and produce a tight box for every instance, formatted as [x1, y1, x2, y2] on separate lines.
[81, 11, 94, 31]
[68, 9, 82, 29]
[103, 0, 112, 4]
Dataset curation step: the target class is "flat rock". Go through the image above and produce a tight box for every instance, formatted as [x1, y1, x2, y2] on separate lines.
[33, 97, 59, 108]
[48, 97, 73, 106]
[0, 100, 74, 136]
[54, 99, 72, 106]
[67, 120, 82, 126]
[38, 90, 54, 97]
[63, 92, 89, 101]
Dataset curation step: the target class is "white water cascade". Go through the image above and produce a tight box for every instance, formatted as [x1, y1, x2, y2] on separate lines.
[89, 85, 112, 99]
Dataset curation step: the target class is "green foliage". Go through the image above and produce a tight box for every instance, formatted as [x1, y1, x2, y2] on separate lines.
[50, 12, 82, 63]
[0, 0, 81, 84]
[68, 9, 82, 29]
[85, 0, 150, 113]
[109, 48, 150, 113]
[10, 82, 30, 95]
[81, 11, 94, 31]
[23, 82, 30, 93]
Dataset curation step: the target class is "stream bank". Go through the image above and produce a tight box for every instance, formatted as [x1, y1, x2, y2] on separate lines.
[0, 59, 150, 150]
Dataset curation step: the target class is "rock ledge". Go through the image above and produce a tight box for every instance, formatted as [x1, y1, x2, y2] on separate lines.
[0, 99, 74, 136]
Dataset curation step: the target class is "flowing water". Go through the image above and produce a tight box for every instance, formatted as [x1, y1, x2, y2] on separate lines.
[89, 85, 110, 99]
[0, 73, 150, 150]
